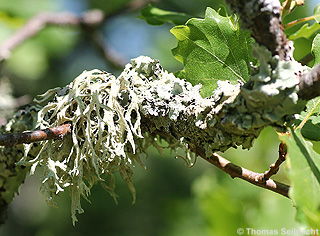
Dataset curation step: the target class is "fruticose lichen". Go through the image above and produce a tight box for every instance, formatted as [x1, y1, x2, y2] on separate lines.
[2, 55, 308, 224]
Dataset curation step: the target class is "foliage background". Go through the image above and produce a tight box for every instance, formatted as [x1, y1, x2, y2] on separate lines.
[0, 0, 318, 235]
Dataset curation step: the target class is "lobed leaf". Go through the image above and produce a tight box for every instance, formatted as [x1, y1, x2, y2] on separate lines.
[279, 130, 320, 227]
[287, 4, 320, 64]
[170, 7, 254, 97]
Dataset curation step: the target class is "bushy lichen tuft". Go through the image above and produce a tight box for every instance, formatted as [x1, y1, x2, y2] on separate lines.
[21, 69, 147, 224]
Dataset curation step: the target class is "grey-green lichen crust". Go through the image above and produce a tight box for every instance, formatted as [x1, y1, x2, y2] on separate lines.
[6, 55, 307, 224]
[0, 105, 40, 223]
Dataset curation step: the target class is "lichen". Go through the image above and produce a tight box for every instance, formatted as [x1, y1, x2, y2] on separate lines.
[4, 55, 307, 224]
[0, 105, 39, 223]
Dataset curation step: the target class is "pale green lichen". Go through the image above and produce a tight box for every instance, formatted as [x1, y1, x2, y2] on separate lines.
[21, 69, 146, 224]
[4, 55, 308, 224]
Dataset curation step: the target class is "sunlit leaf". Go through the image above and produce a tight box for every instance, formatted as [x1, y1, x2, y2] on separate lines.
[281, 0, 305, 17]
[314, 4, 320, 23]
[289, 23, 320, 41]
[140, 4, 191, 25]
[312, 34, 320, 65]
[170, 7, 254, 97]
[279, 130, 320, 227]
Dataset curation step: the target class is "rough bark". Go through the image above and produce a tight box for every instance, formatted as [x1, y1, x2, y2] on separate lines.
[226, 0, 292, 61]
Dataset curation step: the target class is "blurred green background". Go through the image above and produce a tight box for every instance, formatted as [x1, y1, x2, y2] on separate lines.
[0, 0, 318, 235]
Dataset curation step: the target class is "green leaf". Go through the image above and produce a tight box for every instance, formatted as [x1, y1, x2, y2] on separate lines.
[289, 23, 320, 41]
[314, 4, 320, 23]
[279, 130, 320, 227]
[170, 7, 254, 97]
[312, 34, 320, 65]
[292, 38, 312, 62]
[139, 4, 191, 25]
[301, 117, 320, 141]
[294, 97, 320, 141]
[287, 4, 320, 63]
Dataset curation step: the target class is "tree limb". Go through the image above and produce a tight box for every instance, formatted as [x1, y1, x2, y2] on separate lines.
[0, 122, 290, 198]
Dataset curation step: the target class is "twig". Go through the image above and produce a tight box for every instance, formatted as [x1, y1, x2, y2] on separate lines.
[284, 15, 320, 29]
[0, 10, 125, 69]
[257, 142, 287, 182]
[225, 1, 320, 102]
[202, 152, 290, 198]
[191, 145, 289, 198]
[0, 0, 151, 68]
[0, 12, 82, 61]
[0, 123, 71, 146]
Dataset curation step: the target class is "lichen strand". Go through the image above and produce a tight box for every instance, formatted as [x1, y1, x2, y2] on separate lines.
[19, 56, 306, 223]
[23, 70, 145, 224]
[0, 105, 39, 223]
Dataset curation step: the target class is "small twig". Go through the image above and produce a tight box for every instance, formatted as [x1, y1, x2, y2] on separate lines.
[284, 15, 320, 29]
[0, 123, 71, 146]
[0, 12, 82, 61]
[194, 147, 289, 198]
[257, 142, 287, 182]
[204, 153, 289, 198]
[0, 10, 125, 69]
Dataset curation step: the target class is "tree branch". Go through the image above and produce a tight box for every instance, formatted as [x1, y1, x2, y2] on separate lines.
[0, 0, 151, 68]
[0, 10, 125, 69]
[205, 153, 289, 197]
[0, 122, 290, 198]
[0, 123, 71, 146]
